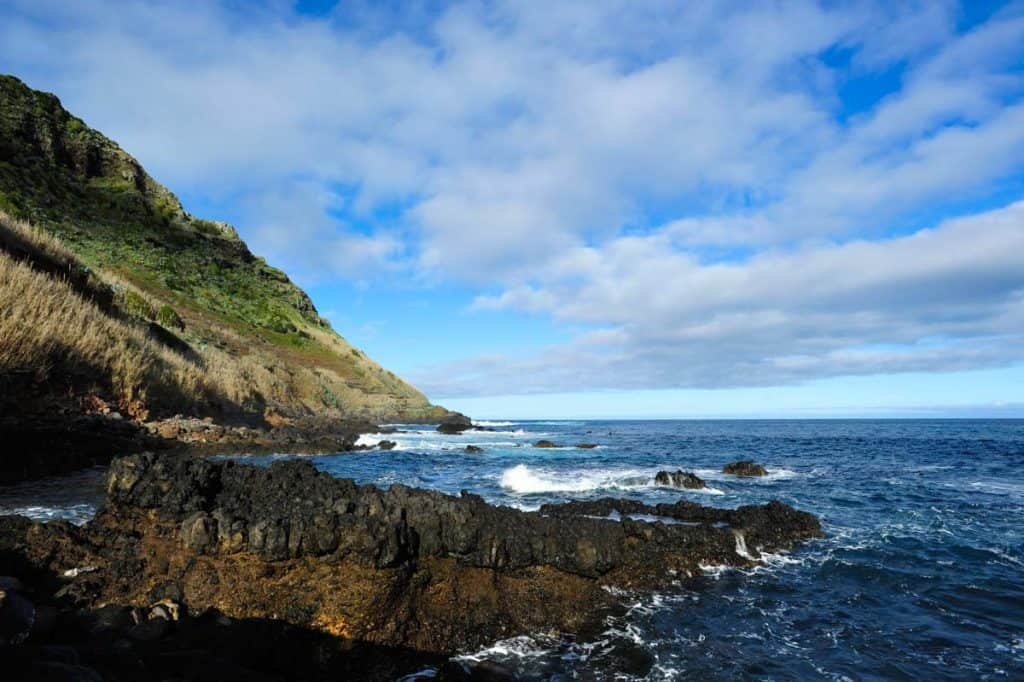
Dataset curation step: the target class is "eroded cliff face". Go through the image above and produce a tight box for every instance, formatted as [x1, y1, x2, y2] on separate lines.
[0, 453, 822, 680]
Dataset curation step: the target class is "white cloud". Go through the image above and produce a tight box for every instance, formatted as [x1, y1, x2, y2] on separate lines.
[417, 203, 1024, 395]
[2, 0, 1023, 396]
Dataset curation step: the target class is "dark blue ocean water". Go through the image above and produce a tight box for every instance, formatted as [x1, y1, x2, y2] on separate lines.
[4, 420, 1023, 679]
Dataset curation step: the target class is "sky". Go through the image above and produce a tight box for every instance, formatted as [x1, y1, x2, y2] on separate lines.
[2, 0, 1023, 418]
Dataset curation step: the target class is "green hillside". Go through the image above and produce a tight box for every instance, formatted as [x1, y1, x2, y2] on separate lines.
[0, 74, 444, 423]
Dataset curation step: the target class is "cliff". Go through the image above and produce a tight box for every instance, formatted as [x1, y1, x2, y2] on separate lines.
[0, 74, 446, 479]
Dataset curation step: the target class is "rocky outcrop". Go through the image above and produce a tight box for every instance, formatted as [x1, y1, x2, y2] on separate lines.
[377, 440, 397, 451]
[146, 415, 374, 453]
[723, 460, 768, 477]
[533, 440, 560, 448]
[437, 413, 473, 434]
[0, 453, 821, 679]
[464, 445, 484, 454]
[654, 470, 706, 489]
[0, 410, 382, 484]
[576, 443, 598, 449]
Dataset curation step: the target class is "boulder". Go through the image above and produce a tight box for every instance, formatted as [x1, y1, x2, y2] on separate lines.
[465, 445, 484, 454]
[378, 440, 397, 451]
[654, 470, 706, 489]
[723, 460, 768, 477]
[533, 440, 560, 448]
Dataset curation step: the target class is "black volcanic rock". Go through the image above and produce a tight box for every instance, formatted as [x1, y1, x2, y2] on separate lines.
[654, 470, 706, 489]
[723, 460, 768, 477]
[104, 453, 819, 577]
[539, 497, 823, 554]
[0, 453, 822, 677]
[437, 413, 473, 434]
[378, 440, 397, 451]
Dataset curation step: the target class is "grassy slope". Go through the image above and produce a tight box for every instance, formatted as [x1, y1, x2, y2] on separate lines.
[0, 74, 444, 423]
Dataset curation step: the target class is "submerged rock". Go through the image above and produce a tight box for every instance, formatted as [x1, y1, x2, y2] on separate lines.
[464, 445, 484, 454]
[654, 470, 706, 489]
[533, 440, 560, 448]
[723, 460, 768, 477]
[575, 443, 598, 449]
[378, 440, 397, 451]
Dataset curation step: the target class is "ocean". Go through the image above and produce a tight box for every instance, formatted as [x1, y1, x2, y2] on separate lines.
[4, 419, 1023, 679]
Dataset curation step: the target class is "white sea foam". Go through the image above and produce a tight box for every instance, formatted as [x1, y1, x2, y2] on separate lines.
[499, 464, 654, 494]
[989, 547, 1023, 567]
[456, 635, 553, 662]
[499, 464, 730, 495]
[354, 433, 388, 447]
[963, 480, 1024, 497]
[733, 531, 757, 560]
[700, 544, 806, 578]
[762, 467, 800, 480]
[474, 420, 519, 427]
[698, 562, 733, 579]
[692, 466, 800, 482]
[509, 429, 549, 437]
[758, 550, 807, 568]
[356, 430, 528, 451]
[500, 464, 605, 493]
[652, 480, 726, 495]
[1, 504, 97, 525]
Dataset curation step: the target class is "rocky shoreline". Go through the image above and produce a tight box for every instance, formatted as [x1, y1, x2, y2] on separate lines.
[0, 452, 822, 680]
[0, 404, 417, 485]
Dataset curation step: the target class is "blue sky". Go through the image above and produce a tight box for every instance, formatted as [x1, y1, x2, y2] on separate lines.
[2, 0, 1024, 418]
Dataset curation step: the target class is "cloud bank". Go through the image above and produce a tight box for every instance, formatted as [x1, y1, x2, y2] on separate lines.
[2, 0, 1023, 397]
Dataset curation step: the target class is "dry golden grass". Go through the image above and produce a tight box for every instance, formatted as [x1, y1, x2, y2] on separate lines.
[0, 248, 206, 411]
[0, 209, 439, 421]
[0, 246, 418, 419]
[0, 210, 77, 266]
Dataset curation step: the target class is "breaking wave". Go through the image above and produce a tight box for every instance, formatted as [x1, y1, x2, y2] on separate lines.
[498, 465, 724, 495]
[499, 464, 650, 494]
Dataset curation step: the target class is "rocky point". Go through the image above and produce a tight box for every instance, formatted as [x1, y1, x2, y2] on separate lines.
[0, 453, 822, 680]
